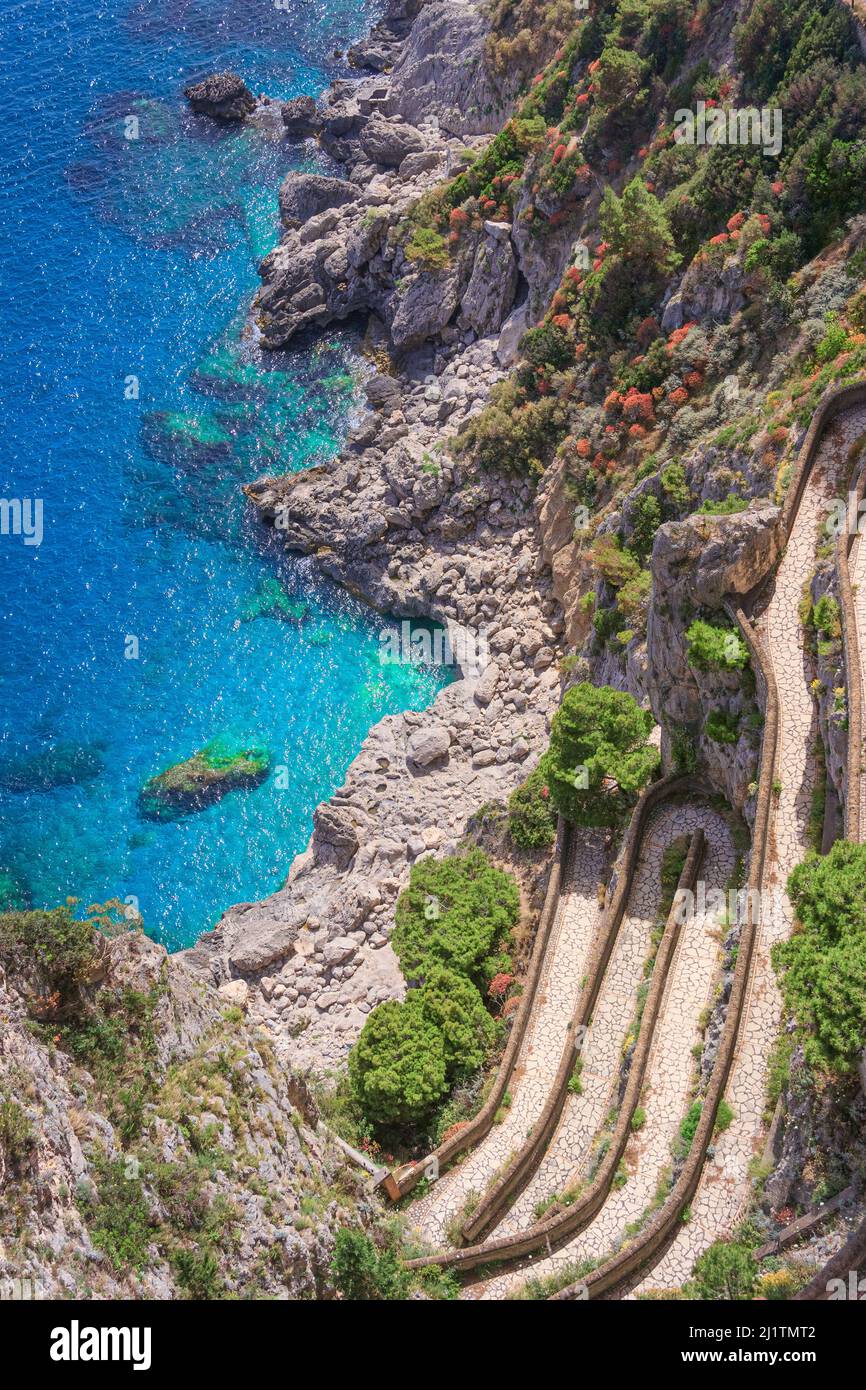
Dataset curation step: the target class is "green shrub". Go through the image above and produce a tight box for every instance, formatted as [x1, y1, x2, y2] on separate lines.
[774, 840, 866, 1072]
[541, 683, 659, 826]
[79, 1156, 155, 1273]
[812, 593, 841, 639]
[0, 1097, 33, 1164]
[453, 377, 566, 474]
[348, 996, 448, 1127]
[814, 312, 851, 364]
[705, 709, 740, 744]
[392, 849, 519, 986]
[686, 620, 750, 672]
[0, 905, 99, 998]
[590, 534, 641, 588]
[404, 227, 450, 270]
[419, 965, 499, 1078]
[630, 494, 662, 561]
[689, 1238, 757, 1300]
[660, 461, 691, 510]
[507, 765, 558, 850]
[331, 1229, 409, 1301]
[697, 495, 749, 515]
[520, 323, 575, 371]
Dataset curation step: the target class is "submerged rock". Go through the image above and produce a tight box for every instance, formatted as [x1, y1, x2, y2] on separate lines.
[139, 738, 270, 820]
[0, 742, 105, 792]
[239, 578, 309, 624]
[140, 410, 233, 470]
[184, 72, 255, 122]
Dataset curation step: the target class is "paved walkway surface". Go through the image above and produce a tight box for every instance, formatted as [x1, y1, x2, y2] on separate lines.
[477, 803, 735, 1297]
[408, 832, 607, 1246]
[635, 413, 861, 1293]
[498, 803, 734, 1235]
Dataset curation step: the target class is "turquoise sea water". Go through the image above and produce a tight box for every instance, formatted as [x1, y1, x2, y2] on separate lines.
[0, 0, 450, 950]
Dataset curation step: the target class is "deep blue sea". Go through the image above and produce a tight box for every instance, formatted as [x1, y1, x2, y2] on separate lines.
[0, 0, 449, 950]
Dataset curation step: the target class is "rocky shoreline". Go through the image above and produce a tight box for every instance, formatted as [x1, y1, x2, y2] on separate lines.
[181, 2, 570, 1072]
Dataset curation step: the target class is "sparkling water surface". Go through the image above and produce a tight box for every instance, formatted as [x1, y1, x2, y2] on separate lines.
[0, 0, 451, 949]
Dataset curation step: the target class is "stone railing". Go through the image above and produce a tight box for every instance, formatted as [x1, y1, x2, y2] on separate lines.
[460, 774, 708, 1245]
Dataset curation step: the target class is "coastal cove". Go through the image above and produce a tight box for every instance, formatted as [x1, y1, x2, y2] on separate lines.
[0, 0, 451, 951]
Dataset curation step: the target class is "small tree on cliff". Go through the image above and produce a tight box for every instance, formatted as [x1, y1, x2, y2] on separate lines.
[541, 683, 659, 826]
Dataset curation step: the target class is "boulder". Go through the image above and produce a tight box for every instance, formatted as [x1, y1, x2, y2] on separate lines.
[652, 504, 781, 608]
[359, 116, 425, 166]
[390, 266, 461, 351]
[281, 95, 320, 138]
[278, 172, 358, 229]
[387, 0, 516, 136]
[184, 72, 255, 122]
[323, 937, 357, 969]
[217, 979, 249, 1010]
[313, 801, 362, 869]
[496, 300, 530, 367]
[406, 723, 451, 766]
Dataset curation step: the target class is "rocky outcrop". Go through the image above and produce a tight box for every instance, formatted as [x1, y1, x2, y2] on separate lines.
[281, 94, 319, 138]
[0, 928, 378, 1299]
[359, 115, 426, 166]
[278, 172, 360, 229]
[651, 504, 782, 609]
[643, 505, 781, 811]
[182, 328, 564, 1067]
[386, 1, 514, 136]
[184, 72, 255, 122]
[139, 739, 270, 820]
[460, 222, 519, 338]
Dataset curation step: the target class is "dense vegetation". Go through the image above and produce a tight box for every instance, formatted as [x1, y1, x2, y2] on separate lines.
[773, 840, 866, 1073]
[348, 850, 520, 1131]
[541, 682, 659, 824]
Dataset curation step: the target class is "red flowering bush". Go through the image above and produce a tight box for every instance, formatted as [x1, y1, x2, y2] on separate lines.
[727, 211, 746, 232]
[449, 207, 470, 232]
[628, 423, 647, 438]
[604, 389, 623, 415]
[709, 232, 730, 246]
[684, 370, 704, 390]
[622, 388, 655, 423]
[488, 972, 514, 1000]
[667, 322, 698, 353]
[575, 437, 591, 458]
[668, 386, 689, 408]
[441, 1121, 469, 1144]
